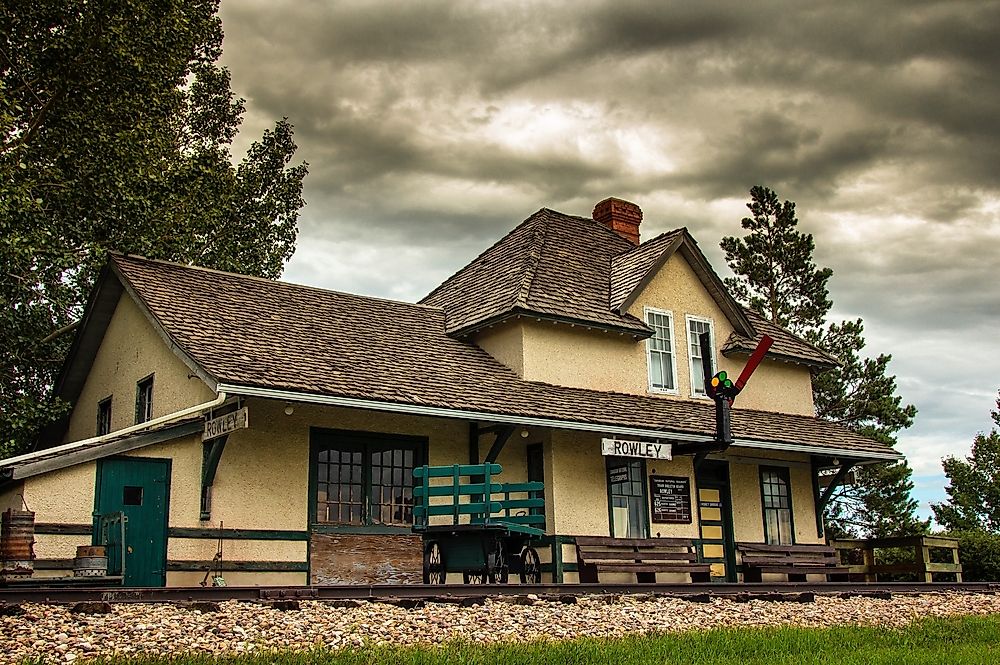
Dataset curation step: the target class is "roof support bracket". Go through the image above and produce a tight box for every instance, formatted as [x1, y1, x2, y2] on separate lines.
[484, 425, 516, 464]
[200, 434, 229, 521]
[816, 460, 856, 536]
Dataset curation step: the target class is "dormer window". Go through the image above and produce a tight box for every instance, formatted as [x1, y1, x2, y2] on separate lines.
[687, 316, 715, 397]
[645, 308, 678, 393]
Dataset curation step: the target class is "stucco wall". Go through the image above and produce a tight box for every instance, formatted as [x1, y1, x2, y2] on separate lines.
[625, 253, 815, 415]
[721, 448, 822, 545]
[15, 400, 481, 585]
[469, 253, 815, 416]
[64, 294, 215, 443]
[474, 322, 525, 377]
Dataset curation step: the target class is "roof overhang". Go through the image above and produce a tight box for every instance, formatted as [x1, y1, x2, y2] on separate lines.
[453, 307, 653, 340]
[217, 383, 903, 463]
[2, 419, 203, 483]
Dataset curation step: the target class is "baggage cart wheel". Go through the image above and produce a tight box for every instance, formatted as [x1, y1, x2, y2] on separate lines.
[519, 546, 541, 584]
[463, 570, 489, 584]
[423, 541, 446, 584]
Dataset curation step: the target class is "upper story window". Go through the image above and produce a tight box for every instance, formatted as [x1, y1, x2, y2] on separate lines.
[686, 316, 715, 397]
[135, 375, 154, 424]
[645, 308, 678, 393]
[760, 467, 794, 544]
[96, 396, 112, 435]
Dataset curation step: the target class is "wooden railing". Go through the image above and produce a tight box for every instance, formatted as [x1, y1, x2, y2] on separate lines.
[831, 536, 962, 582]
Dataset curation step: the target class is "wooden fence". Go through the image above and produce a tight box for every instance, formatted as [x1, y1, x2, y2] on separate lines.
[831, 536, 962, 582]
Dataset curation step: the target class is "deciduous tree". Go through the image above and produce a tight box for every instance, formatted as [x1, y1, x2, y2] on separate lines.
[0, 1, 308, 456]
[931, 391, 1000, 532]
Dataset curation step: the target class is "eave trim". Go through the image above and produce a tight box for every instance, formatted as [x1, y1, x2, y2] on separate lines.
[217, 383, 902, 462]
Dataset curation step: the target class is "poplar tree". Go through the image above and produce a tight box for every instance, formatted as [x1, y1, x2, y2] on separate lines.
[1, 1, 308, 456]
[722, 186, 926, 538]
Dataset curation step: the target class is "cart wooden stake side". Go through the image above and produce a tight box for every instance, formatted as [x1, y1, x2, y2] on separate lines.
[413, 463, 544, 584]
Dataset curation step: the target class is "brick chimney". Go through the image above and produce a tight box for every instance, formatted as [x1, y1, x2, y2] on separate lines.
[593, 197, 642, 245]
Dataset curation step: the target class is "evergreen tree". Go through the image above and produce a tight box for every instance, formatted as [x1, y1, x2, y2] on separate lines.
[720, 186, 833, 335]
[1, 1, 308, 457]
[810, 319, 925, 537]
[931, 390, 1000, 532]
[722, 186, 925, 538]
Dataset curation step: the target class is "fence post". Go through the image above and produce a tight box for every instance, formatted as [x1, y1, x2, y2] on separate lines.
[863, 544, 876, 583]
[919, 542, 933, 582]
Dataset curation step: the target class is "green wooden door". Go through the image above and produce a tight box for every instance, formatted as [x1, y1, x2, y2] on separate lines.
[95, 458, 170, 587]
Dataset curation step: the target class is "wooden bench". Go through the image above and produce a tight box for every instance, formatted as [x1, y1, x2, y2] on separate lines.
[575, 536, 711, 583]
[737, 542, 850, 582]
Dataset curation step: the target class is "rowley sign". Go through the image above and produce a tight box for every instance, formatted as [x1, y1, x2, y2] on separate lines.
[601, 438, 672, 460]
[203, 407, 249, 441]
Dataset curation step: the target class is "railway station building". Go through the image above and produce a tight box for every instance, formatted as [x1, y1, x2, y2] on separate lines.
[0, 198, 901, 587]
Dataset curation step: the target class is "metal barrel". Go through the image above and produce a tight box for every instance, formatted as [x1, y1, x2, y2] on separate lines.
[73, 556, 109, 577]
[1, 509, 36, 578]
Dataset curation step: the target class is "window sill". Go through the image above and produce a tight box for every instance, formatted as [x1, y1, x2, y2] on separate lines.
[648, 387, 679, 396]
[310, 524, 413, 535]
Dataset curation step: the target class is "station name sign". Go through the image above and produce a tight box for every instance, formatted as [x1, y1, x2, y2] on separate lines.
[203, 407, 249, 441]
[600, 438, 672, 460]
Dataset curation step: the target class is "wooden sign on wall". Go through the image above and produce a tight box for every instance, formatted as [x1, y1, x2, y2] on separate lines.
[649, 475, 692, 524]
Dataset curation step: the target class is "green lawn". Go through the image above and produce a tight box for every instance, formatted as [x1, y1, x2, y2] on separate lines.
[70, 615, 1000, 665]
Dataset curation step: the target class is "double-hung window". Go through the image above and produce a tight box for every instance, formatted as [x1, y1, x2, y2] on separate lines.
[645, 308, 677, 393]
[607, 459, 649, 538]
[760, 467, 794, 544]
[687, 316, 715, 397]
[313, 431, 425, 528]
[135, 375, 154, 424]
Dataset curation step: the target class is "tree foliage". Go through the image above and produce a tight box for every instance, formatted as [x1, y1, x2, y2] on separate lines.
[720, 186, 833, 336]
[811, 320, 925, 538]
[722, 186, 925, 539]
[0, 0, 308, 457]
[931, 391, 1000, 533]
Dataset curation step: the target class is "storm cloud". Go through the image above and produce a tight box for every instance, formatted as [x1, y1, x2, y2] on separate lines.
[218, 0, 1000, 518]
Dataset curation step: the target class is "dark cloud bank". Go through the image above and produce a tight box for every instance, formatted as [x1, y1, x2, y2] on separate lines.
[218, 0, 1000, 517]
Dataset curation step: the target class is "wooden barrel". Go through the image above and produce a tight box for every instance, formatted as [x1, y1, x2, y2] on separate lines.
[0, 508, 36, 579]
[73, 545, 108, 577]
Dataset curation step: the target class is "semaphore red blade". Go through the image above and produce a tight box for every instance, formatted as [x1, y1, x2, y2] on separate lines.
[734, 334, 774, 390]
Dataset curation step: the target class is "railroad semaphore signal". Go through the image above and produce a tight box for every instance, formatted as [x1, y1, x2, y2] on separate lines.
[699, 332, 774, 447]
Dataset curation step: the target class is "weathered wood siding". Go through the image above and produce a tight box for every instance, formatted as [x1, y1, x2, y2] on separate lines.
[310, 533, 422, 584]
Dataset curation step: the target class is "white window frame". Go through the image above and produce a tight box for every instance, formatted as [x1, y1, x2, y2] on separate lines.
[686, 315, 716, 399]
[644, 306, 679, 395]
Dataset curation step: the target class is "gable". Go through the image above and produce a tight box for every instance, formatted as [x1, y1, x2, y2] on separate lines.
[612, 230, 754, 337]
[626, 252, 816, 415]
[62, 290, 215, 443]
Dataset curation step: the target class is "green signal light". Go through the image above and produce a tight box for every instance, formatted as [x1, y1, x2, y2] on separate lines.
[724, 379, 733, 388]
[717, 371, 728, 381]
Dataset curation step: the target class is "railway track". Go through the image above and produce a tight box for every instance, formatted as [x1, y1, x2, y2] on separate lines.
[1, 581, 995, 605]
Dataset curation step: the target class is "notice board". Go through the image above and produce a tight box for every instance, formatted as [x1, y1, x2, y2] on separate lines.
[649, 475, 692, 524]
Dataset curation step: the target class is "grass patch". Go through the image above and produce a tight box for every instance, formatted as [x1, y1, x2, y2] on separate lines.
[58, 615, 1000, 665]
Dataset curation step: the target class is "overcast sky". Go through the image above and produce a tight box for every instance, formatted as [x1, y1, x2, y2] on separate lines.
[218, 0, 1000, 522]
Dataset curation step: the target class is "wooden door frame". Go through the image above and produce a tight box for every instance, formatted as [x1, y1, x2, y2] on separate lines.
[93, 456, 172, 587]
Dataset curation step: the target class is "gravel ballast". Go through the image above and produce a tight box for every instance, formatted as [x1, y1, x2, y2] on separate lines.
[2, 591, 999, 663]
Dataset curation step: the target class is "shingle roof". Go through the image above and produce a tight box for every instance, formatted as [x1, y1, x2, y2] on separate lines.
[609, 230, 684, 312]
[421, 209, 651, 336]
[105, 254, 897, 460]
[725, 310, 839, 369]
[424, 208, 830, 369]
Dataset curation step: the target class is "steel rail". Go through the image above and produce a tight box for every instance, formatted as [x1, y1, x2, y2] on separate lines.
[0, 581, 996, 605]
